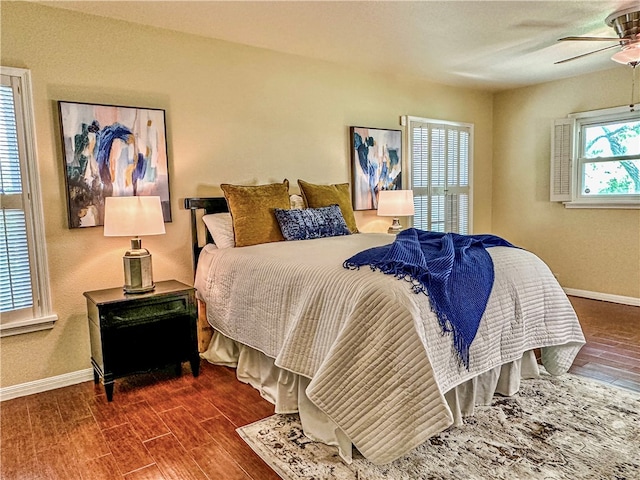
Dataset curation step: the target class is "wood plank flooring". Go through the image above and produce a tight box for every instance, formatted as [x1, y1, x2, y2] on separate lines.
[568, 296, 640, 392]
[1, 296, 638, 479]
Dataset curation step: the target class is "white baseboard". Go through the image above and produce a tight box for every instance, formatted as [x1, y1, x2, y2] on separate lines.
[563, 288, 640, 307]
[0, 368, 94, 402]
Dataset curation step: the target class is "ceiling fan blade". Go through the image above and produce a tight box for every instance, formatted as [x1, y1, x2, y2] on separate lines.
[555, 44, 621, 64]
[558, 36, 622, 42]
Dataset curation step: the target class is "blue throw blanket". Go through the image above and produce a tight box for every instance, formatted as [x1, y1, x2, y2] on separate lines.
[343, 228, 515, 369]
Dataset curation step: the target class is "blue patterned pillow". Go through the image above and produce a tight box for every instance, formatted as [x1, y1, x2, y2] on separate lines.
[274, 204, 351, 241]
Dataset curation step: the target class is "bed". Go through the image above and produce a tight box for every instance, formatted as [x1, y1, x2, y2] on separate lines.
[184, 195, 586, 465]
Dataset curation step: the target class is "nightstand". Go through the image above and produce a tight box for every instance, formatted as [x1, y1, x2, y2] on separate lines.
[84, 280, 199, 401]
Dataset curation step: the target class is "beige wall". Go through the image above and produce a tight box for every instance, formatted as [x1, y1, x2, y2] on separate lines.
[493, 68, 640, 299]
[1, 2, 494, 387]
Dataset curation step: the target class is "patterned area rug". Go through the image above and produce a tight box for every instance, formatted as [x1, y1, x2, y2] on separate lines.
[237, 373, 640, 479]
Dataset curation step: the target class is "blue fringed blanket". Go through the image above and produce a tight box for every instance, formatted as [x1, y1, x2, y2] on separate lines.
[343, 228, 515, 368]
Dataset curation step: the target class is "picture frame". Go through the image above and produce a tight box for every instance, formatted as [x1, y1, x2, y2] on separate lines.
[58, 101, 171, 228]
[350, 126, 402, 210]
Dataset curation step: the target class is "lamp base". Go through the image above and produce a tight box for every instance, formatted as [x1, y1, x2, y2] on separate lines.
[123, 282, 156, 294]
[123, 238, 155, 294]
[387, 217, 404, 235]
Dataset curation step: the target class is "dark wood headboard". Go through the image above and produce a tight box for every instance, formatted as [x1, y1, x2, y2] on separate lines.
[184, 197, 228, 275]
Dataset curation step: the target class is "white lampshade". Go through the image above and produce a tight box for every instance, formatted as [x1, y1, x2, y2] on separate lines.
[104, 196, 166, 237]
[377, 190, 415, 217]
[104, 196, 166, 293]
[377, 190, 415, 234]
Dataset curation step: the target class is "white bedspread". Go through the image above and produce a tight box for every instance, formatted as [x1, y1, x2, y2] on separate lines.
[194, 233, 585, 464]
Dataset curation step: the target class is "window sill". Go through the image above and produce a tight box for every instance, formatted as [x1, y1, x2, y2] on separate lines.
[563, 201, 640, 209]
[0, 314, 58, 337]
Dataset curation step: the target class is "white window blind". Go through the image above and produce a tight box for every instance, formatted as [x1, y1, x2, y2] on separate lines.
[1, 78, 34, 314]
[0, 67, 56, 336]
[408, 117, 472, 234]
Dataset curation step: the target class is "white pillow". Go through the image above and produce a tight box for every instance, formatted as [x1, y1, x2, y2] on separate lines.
[202, 213, 235, 249]
[202, 195, 305, 248]
[290, 194, 304, 209]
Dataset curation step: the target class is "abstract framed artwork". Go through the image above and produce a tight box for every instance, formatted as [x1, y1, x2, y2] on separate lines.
[350, 126, 402, 211]
[58, 101, 171, 228]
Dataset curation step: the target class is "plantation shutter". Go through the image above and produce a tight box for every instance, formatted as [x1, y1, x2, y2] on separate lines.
[445, 127, 470, 234]
[409, 119, 471, 234]
[411, 124, 429, 230]
[430, 126, 446, 232]
[550, 118, 574, 202]
[0, 73, 35, 319]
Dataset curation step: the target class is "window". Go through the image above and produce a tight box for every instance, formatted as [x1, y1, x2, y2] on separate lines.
[0, 66, 56, 336]
[551, 106, 640, 208]
[406, 116, 472, 234]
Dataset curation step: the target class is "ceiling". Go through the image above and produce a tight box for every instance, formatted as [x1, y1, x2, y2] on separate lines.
[35, 0, 638, 91]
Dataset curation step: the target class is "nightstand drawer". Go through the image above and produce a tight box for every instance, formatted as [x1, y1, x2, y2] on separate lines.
[106, 298, 188, 327]
[103, 314, 194, 376]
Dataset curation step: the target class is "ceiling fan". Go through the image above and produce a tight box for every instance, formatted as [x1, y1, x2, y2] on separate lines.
[555, 6, 640, 65]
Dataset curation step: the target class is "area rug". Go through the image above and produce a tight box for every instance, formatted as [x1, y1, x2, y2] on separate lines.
[237, 373, 639, 479]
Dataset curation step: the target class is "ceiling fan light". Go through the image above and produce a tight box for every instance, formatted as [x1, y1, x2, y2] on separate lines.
[611, 44, 640, 64]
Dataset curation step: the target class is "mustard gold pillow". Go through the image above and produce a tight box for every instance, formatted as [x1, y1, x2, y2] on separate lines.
[221, 179, 290, 247]
[297, 179, 358, 233]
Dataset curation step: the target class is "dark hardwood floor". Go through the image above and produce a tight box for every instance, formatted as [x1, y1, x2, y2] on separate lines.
[567, 296, 640, 392]
[1, 296, 638, 479]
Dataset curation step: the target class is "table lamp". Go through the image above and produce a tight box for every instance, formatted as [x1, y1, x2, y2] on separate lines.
[377, 190, 415, 234]
[104, 196, 166, 293]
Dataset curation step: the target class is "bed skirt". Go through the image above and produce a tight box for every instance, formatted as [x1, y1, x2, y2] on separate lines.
[201, 331, 541, 463]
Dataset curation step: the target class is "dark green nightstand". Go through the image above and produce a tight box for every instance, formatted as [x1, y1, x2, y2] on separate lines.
[84, 280, 199, 401]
